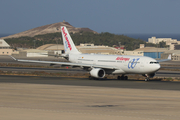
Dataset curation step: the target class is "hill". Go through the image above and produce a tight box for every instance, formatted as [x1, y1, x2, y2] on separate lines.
[1, 21, 98, 39]
[2, 21, 156, 50]
[5, 31, 150, 50]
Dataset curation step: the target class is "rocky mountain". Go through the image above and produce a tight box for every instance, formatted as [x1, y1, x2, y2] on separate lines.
[1, 21, 98, 39]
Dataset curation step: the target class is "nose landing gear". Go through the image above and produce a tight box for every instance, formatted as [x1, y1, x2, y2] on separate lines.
[142, 73, 155, 82]
[145, 77, 150, 82]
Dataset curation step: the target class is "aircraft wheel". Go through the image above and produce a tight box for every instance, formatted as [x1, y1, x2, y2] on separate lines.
[94, 77, 100, 80]
[89, 76, 93, 80]
[117, 76, 121, 80]
[124, 76, 128, 80]
[121, 76, 125, 80]
[145, 78, 149, 82]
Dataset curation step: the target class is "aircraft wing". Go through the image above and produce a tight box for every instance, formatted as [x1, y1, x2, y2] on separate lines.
[157, 54, 171, 62]
[10, 56, 119, 70]
[38, 53, 69, 59]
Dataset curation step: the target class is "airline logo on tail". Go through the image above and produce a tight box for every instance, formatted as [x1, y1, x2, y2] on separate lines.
[62, 27, 72, 51]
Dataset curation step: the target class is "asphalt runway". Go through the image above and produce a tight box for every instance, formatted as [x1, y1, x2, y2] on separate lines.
[1, 75, 180, 120]
[0, 66, 179, 78]
[156, 70, 180, 78]
[0, 75, 180, 91]
[162, 66, 180, 69]
[0, 66, 85, 73]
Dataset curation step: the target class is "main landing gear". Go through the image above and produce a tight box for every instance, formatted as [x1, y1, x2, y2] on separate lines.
[89, 76, 108, 80]
[117, 75, 128, 80]
[89, 76, 103, 80]
[89, 76, 95, 80]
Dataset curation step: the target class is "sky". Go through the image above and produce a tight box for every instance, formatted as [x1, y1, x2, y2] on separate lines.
[0, 0, 180, 34]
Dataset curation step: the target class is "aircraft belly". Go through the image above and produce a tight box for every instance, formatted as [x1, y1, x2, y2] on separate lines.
[123, 65, 143, 74]
[111, 69, 126, 74]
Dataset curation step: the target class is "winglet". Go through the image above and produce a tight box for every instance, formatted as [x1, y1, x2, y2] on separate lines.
[9, 55, 17, 61]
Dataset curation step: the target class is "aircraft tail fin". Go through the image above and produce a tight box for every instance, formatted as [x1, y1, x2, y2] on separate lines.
[61, 26, 81, 55]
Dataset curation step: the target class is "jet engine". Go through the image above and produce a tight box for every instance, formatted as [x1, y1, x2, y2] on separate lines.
[142, 73, 156, 78]
[90, 68, 105, 78]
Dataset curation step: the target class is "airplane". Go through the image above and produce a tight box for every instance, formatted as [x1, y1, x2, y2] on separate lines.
[10, 26, 171, 81]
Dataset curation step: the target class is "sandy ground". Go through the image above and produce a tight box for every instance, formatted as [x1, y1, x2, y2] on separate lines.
[0, 83, 180, 120]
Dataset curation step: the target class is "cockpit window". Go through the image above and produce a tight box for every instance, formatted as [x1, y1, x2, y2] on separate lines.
[150, 61, 159, 64]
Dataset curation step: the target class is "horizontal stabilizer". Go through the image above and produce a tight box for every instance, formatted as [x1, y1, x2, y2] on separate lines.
[157, 54, 171, 62]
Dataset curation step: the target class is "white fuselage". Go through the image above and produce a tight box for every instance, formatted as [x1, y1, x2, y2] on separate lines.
[69, 53, 160, 74]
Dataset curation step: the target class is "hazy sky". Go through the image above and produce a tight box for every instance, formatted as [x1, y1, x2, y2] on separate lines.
[0, 0, 180, 34]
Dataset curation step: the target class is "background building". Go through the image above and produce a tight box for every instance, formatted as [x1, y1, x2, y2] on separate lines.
[134, 44, 168, 58]
[148, 37, 180, 50]
[161, 50, 180, 61]
[148, 37, 177, 44]
[0, 39, 16, 55]
[77, 44, 121, 55]
[123, 51, 143, 56]
[12, 49, 48, 57]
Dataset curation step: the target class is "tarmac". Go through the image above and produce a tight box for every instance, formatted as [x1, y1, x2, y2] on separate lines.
[0, 75, 180, 120]
[1, 55, 180, 120]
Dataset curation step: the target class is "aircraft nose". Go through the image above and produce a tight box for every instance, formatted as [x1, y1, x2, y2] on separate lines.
[155, 64, 161, 71]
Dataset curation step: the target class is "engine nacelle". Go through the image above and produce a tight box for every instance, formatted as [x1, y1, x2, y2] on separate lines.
[90, 68, 105, 78]
[142, 73, 156, 78]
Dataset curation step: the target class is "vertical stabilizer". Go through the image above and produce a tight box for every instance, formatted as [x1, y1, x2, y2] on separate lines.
[61, 26, 81, 54]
